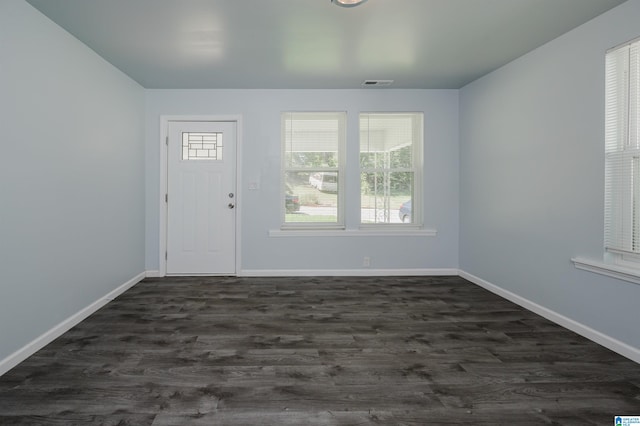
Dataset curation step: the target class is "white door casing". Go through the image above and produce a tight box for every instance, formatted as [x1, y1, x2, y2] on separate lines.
[166, 120, 237, 275]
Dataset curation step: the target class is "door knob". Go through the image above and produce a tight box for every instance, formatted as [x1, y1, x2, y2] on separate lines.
[228, 203, 235, 209]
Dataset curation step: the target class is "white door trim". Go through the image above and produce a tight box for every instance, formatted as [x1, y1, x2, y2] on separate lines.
[159, 115, 243, 277]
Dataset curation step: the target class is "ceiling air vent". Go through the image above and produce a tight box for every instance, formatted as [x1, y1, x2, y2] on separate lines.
[362, 79, 394, 87]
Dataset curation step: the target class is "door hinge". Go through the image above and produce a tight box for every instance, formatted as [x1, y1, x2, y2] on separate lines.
[165, 251, 168, 260]
[165, 193, 168, 203]
[166, 136, 169, 146]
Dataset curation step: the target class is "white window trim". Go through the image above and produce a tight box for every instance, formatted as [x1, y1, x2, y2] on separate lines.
[572, 257, 640, 285]
[359, 112, 424, 226]
[603, 36, 640, 268]
[269, 228, 437, 238]
[575, 37, 640, 284]
[281, 111, 346, 230]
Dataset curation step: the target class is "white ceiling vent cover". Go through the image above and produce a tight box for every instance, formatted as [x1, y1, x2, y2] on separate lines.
[362, 80, 394, 87]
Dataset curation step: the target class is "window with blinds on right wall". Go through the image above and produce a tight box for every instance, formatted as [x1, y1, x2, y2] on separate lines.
[605, 37, 640, 266]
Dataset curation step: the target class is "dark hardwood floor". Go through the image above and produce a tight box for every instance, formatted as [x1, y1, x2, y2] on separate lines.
[0, 275, 638, 425]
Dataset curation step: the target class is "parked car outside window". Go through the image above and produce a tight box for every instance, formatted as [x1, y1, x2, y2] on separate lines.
[308, 172, 338, 193]
[398, 200, 412, 223]
[285, 184, 300, 212]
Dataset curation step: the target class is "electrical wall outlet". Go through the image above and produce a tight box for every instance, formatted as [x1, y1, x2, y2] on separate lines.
[363, 256, 371, 267]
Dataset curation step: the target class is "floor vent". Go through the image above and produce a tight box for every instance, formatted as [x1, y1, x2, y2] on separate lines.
[361, 79, 394, 87]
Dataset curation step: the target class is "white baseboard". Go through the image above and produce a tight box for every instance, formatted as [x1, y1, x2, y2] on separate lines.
[147, 268, 459, 278]
[0, 271, 146, 377]
[459, 270, 640, 364]
[239, 268, 459, 277]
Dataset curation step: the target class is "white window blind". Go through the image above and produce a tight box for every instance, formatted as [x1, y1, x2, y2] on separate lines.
[605, 38, 640, 254]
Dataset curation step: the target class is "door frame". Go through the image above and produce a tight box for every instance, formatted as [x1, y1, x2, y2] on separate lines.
[159, 115, 243, 277]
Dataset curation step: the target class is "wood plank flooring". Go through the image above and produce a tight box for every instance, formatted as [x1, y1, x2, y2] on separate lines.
[0, 275, 639, 425]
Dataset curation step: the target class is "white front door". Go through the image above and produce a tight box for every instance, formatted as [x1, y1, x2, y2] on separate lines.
[167, 120, 236, 275]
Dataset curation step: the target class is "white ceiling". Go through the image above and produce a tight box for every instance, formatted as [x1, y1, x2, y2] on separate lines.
[25, 0, 627, 89]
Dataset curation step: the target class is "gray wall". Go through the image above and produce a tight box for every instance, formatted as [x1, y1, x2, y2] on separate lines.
[460, 0, 640, 348]
[0, 0, 145, 361]
[145, 89, 459, 273]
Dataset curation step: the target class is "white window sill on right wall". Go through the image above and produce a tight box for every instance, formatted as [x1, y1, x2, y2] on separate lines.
[572, 257, 640, 285]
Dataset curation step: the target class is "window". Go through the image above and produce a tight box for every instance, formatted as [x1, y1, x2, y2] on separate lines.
[282, 112, 345, 228]
[182, 132, 223, 160]
[360, 113, 423, 225]
[605, 38, 640, 261]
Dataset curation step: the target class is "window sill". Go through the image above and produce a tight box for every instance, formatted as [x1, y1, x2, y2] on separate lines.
[571, 257, 640, 285]
[269, 228, 437, 238]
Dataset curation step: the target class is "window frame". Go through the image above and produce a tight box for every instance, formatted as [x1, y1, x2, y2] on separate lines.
[359, 112, 424, 228]
[605, 37, 640, 266]
[280, 111, 346, 230]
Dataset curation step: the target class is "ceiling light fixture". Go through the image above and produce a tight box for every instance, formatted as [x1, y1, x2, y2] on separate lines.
[331, 0, 368, 7]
